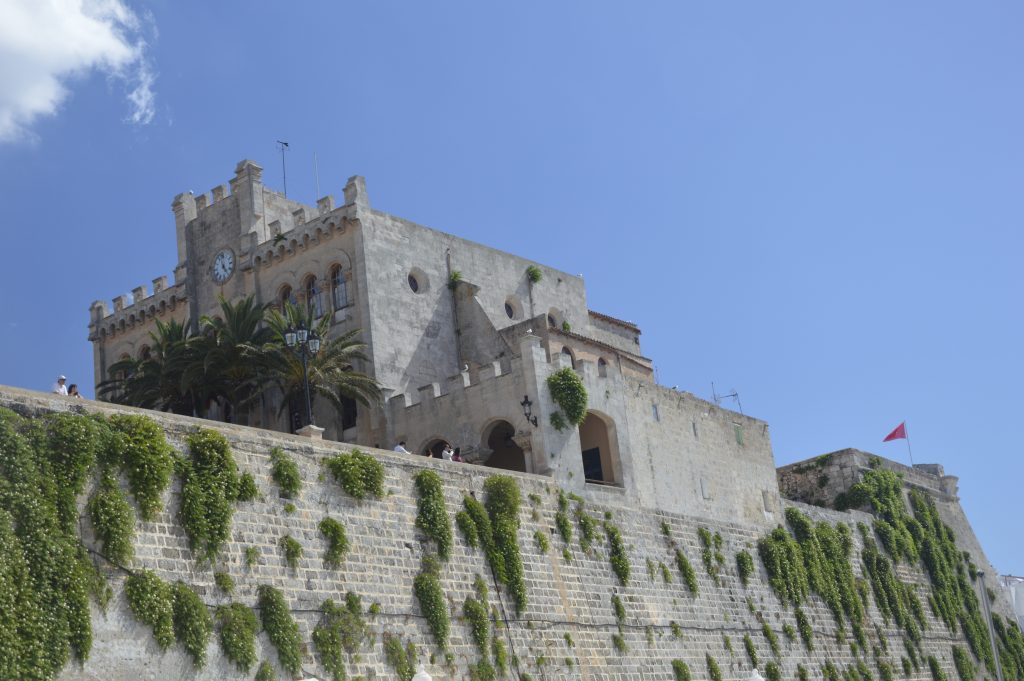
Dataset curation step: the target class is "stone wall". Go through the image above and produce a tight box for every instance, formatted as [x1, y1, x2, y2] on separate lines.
[0, 386, 1011, 681]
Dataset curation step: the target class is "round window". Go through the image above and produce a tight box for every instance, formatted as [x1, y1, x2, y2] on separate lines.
[408, 274, 419, 293]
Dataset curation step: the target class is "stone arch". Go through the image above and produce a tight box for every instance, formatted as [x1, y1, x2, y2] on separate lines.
[579, 410, 621, 486]
[560, 345, 576, 369]
[480, 419, 526, 472]
[418, 436, 452, 459]
[598, 357, 609, 377]
[302, 273, 324, 318]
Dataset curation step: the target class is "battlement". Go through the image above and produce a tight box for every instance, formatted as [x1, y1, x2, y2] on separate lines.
[88, 274, 187, 341]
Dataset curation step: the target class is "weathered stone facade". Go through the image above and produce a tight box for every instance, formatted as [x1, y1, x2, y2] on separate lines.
[0, 386, 1011, 681]
[88, 160, 780, 527]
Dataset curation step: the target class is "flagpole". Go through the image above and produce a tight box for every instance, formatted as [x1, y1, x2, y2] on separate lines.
[905, 422, 914, 467]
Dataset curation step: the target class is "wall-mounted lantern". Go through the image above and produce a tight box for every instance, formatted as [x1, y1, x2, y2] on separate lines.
[520, 395, 538, 427]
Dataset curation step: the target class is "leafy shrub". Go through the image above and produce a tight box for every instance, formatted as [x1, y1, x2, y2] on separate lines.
[782, 623, 796, 642]
[270, 447, 301, 499]
[952, 647, 975, 681]
[87, 472, 136, 564]
[762, 622, 780, 656]
[414, 470, 452, 560]
[611, 594, 626, 627]
[547, 368, 588, 427]
[556, 491, 572, 544]
[171, 581, 212, 668]
[612, 633, 627, 653]
[766, 661, 781, 681]
[180, 429, 240, 562]
[526, 265, 543, 284]
[257, 585, 302, 675]
[795, 607, 813, 650]
[125, 569, 175, 649]
[325, 449, 384, 499]
[319, 516, 349, 568]
[217, 602, 259, 672]
[549, 411, 568, 431]
[535, 530, 550, 552]
[927, 657, 947, 681]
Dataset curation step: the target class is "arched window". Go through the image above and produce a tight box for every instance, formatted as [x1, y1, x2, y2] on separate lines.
[330, 265, 348, 310]
[304, 276, 323, 318]
[561, 346, 576, 369]
[598, 357, 608, 377]
[279, 285, 293, 309]
[579, 411, 621, 486]
[139, 346, 152, 361]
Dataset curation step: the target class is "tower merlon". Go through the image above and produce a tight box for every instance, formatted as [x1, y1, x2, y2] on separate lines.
[343, 176, 369, 209]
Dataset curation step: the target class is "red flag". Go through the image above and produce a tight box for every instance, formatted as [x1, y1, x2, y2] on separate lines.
[883, 422, 907, 442]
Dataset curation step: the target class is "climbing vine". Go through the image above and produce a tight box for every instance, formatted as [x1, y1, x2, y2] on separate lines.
[313, 593, 369, 681]
[171, 581, 212, 668]
[270, 446, 302, 499]
[743, 633, 759, 668]
[765, 661, 782, 681]
[325, 449, 385, 499]
[555, 490, 573, 545]
[280, 534, 303, 569]
[106, 413, 175, 521]
[673, 659, 692, 681]
[257, 585, 302, 675]
[319, 517, 350, 568]
[179, 429, 241, 562]
[125, 569, 175, 649]
[605, 521, 631, 585]
[214, 572, 234, 594]
[414, 470, 453, 560]
[736, 549, 754, 586]
[698, 527, 724, 584]
[457, 510, 479, 548]
[216, 602, 259, 672]
[87, 472, 136, 564]
[384, 634, 418, 681]
[484, 475, 527, 613]
[675, 548, 699, 594]
[255, 661, 276, 681]
[414, 555, 450, 650]
[546, 368, 588, 427]
[795, 607, 814, 650]
[237, 472, 259, 501]
[707, 654, 723, 681]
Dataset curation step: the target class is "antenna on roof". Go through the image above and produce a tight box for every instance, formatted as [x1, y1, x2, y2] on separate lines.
[712, 382, 744, 414]
[313, 151, 320, 200]
[276, 140, 289, 197]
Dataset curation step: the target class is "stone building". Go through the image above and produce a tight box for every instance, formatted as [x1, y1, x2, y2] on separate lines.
[89, 159, 780, 526]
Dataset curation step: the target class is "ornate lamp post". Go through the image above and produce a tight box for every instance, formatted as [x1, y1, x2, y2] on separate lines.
[284, 322, 321, 428]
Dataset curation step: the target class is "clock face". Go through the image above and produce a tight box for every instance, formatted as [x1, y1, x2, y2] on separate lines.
[212, 249, 234, 283]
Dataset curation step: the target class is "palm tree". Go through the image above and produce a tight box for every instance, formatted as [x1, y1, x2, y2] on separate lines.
[263, 301, 381, 429]
[97, 317, 197, 415]
[186, 295, 276, 423]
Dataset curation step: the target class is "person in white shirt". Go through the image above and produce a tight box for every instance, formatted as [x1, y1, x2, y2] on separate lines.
[441, 444, 454, 461]
[393, 441, 411, 455]
[52, 375, 68, 395]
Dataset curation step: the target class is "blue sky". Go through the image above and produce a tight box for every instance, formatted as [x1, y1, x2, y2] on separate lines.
[0, 1, 1021, 574]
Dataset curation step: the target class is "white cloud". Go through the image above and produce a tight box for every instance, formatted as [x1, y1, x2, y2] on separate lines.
[0, 0, 156, 142]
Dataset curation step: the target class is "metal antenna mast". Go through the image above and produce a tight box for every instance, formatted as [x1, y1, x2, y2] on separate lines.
[313, 151, 321, 200]
[276, 140, 289, 197]
[712, 382, 744, 414]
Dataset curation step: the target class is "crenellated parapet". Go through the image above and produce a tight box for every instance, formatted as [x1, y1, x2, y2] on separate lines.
[88, 274, 187, 342]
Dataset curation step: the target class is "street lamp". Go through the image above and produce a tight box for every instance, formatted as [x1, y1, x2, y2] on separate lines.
[284, 321, 321, 428]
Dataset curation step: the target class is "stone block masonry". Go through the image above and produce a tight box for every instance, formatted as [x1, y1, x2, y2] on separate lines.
[0, 386, 1010, 681]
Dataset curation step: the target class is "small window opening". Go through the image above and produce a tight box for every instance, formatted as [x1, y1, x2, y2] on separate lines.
[408, 274, 419, 293]
[505, 302, 514, 319]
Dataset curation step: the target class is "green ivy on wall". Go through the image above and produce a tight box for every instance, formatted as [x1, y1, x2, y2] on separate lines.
[257, 585, 303, 675]
[325, 449, 385, 499]
[319, 516, 349, 568]
[87, 472, 136, 565]
[484, 475, 527, 613]
[125, 569, 175, 649]
[313, 593, 369, 681]
[546, 368, 587, 427]
[171, 581, 213, 668]
[414, 470, 453, 560]
[383, 633, 418, 681]
[179, 429, 241, 563]
[216, 602, 259, 672]
[270, 447, 302, 499]
[414, 555, 450, 650]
